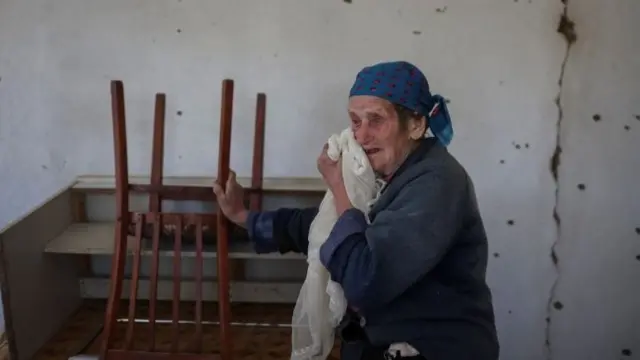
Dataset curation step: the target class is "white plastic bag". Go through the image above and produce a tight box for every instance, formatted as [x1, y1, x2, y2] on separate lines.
[290, 128, 377, 360]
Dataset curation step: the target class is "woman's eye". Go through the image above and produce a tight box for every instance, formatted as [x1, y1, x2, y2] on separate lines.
[370, 115, 383, 125]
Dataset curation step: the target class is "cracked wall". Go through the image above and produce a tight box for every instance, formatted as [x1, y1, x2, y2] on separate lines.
[0, 0, 637, 358]
[550, 0, 640, 358]
[546, 0, 575, 357]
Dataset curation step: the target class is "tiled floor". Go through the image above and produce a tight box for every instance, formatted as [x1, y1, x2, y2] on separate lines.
[32, 300, 341, 359]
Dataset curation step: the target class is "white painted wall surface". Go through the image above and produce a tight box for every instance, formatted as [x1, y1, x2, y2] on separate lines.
[551, 1, 640, 359]
[0, 0, 637, 359]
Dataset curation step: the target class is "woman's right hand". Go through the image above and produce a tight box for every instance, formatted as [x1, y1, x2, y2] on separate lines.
[212, 170, 249, 227]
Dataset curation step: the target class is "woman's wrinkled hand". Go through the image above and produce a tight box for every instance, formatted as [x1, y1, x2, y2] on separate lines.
[212, 170, 248, 227]
[317, 143, 344, 192]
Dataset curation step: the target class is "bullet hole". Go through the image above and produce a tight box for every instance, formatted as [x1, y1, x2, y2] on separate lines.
[635, 227, 639, 235]
[636, 255, 640, 261]
[635, 114, 640, 121]
[500, 160, 505, 164]
[557, 13, 577, 44]
[436, 6, 447, 13]
[622, 349, 632, 356]
[515, 144, 521, 149]
[493, 252, 500, 258]
[525, 143, 530, 148]
[553, 301, 563, 310]
[41, 165, 48, 170]
[545, 316, 550, 323]
[577, 183, 586, 191]
[507, 220, 515, 226]
[413, 30, 422, 35]
[592, 114, 601, 122]
[343, 0, 352, 3]
[177, 110, 183, 116]
[508, 310, 512, 314]
[177, 28, 182, 33]
[624, 125, 630, 131]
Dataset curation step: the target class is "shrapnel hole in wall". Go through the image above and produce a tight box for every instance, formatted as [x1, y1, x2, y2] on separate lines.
[557, 4, 577, 44]
[553, 301, 563, 310]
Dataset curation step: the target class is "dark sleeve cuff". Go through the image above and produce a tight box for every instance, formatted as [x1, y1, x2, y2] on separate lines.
[272, 207, 319, 255]
[246, 211, 279, 254]
[320, 208, 368, 266]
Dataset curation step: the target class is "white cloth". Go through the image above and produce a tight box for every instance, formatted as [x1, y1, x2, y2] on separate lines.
[290, 128, 378, 360]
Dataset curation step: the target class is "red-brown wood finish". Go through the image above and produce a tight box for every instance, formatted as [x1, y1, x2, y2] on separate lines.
[215, 79, 233, 360]
[250, 93, 266, 212]
[101, 80, 130, 359]
[101, 79, 267, 360]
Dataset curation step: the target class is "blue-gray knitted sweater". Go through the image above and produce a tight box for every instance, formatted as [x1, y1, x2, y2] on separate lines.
[247, 138, 499, 360]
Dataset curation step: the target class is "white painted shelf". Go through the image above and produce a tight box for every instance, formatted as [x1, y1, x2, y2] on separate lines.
[73, 175, 327, 193]
[44, 222, 305, 260]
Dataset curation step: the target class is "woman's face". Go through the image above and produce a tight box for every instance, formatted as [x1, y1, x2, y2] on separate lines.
[348, 95, 424, 177]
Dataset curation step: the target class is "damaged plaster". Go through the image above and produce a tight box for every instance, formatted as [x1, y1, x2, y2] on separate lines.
[547, 0, 577, 358]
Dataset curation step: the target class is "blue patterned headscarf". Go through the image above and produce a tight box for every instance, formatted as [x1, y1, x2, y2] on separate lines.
[349, 61, 453, 146]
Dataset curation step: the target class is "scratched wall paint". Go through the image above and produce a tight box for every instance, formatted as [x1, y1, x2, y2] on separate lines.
[0, 0, 637, 359]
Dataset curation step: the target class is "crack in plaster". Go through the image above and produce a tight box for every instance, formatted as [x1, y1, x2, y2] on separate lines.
[547, 1, 576, 359]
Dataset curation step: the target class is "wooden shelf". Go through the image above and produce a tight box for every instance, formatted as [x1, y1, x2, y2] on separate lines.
[73, 175, 327, 193]
[44, 222, 304, 260]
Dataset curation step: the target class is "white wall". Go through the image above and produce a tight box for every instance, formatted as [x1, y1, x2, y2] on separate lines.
[552, 1, 640, 359]
[0, 0, 638, 359]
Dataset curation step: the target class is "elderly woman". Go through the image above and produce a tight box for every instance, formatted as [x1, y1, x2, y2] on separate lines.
[213, 61, 499, 360]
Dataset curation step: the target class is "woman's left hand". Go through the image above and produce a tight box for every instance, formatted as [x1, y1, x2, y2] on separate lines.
[317, 143, 344, 191]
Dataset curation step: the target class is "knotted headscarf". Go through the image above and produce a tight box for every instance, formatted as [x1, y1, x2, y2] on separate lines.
[348, 61, 454, 146]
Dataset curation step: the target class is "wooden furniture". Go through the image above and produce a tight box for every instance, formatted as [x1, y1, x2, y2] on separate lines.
[100, 79, 265, 360]
[0, 81, 326, 360]
[0, 175, 325, 360]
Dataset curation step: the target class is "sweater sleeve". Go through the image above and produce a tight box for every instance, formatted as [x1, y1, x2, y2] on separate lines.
[319, 171, 466, 312]
[246, 207, 319, 255]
